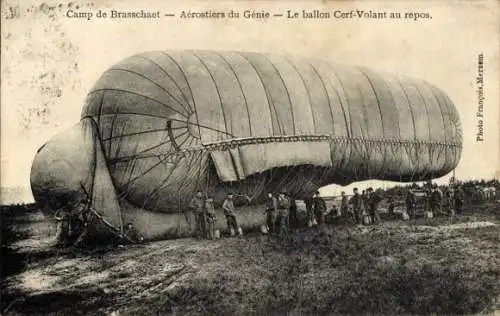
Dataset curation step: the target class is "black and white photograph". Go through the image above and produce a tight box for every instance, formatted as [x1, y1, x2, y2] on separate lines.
[1, 1, 499, 315]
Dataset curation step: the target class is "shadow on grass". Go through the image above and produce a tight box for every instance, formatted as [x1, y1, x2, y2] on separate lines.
[2, 287, 113, 316]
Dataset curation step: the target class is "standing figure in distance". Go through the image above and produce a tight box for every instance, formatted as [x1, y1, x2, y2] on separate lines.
[406, 189, 416, 219]
[223, 193, 240, 236]
[430, 184, 443, 217]
[445, 187, 455, 223]
[366, 188, 381, 225]
[265, 192, 278, 234]
[277, 192, 290, 237]
[205, 197, 217, 240]
[304, 195, 315, 227]
[340, 191, 349, 221]
[387, 197, 395, 214]
[189, 190, 206, 239]
[288, 194, 298, 230]
[349, 188, 362, 224]
[313, 191, 327, 228]
[54, 202, 72, 246]
[453, 184, 465, 215]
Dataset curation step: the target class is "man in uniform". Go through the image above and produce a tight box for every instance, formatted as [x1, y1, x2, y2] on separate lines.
[361, 190, 367, 206]
[405, 189, 416, 219]
[340, 191, 349, 220]
[366, 188, 381, 224]
[265, 192, 278, 234]
[72, 198, 94, 248]
[387, 197, 395, 214]
[430, 184, 443, 217]
[277, 192, 290, 237]
[222, 193, 240, 236]
[442, 187, 451, 215]
[189, 190, 206, 239]
[454, 185, 465, 215]
[313, 191, 327, 227]
[304, 195, 315, 227]
[205, 197, 217, 240]
[349, 188, 362, 224]
[288, 194, 298, 230]
[54, 203, 72, 246]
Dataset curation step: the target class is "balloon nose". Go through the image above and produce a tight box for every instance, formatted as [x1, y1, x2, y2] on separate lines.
[30, 120, 96, 210]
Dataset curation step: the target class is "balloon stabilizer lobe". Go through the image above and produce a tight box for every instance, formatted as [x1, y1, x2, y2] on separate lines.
[30, 50, 463, 240]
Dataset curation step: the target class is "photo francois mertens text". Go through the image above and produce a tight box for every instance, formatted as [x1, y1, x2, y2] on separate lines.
[1, 1, 499, 315]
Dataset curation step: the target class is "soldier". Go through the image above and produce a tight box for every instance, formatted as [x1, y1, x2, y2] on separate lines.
[313, 191, 327, 227]
[405, 189, 416, 219]
[189, 190, 206, 239]
[340, 191, 349, 220]
[366, 188, 381, 224]
[387, 197, 395, 214]
[454, 185, 465, 214]
[205, 197, 217, 240]
[72, 198, 94, 248]
[222, 193, 240, 236]
[288, 194, 298, 230]
[425, 181, 433, 213]
[448, 188, 455, 215]
[442, 187, 452, 214]
[430, 184, 443, 217]
[349, 188, 362, 224]
[265, 192, 278, 234]
[54, 203, 72, 246]
[304, 195, 315, 227]
[277, 192, 290, 237]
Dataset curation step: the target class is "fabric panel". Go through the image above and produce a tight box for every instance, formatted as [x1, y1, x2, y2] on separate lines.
[293, 60, 335, 136]
[192, 51, 251, 138]
[218, 52, 274, 137]
[240, 52, 295, 135]
[90, 119, 123, 232]
[266, 55, 316, 135]
[167, 51, 228, 143]
[211, 150, 239, 182]
[237, 141, 332, 177]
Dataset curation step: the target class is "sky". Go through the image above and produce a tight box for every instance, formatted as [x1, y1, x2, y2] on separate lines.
[1, 0, 499, 201]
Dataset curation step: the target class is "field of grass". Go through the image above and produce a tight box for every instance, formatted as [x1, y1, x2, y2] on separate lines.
[1, 202, 499, 315]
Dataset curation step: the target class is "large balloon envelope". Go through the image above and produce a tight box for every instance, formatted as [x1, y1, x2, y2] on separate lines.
[30, 50, 462, 239]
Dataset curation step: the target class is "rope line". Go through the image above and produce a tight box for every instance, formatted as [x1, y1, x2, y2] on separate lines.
[107, 134, 462, 163]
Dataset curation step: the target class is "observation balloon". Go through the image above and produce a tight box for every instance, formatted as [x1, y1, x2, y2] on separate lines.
[30, 50, 462, 239]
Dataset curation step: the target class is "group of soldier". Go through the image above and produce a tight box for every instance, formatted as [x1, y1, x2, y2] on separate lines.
[187, 191, 242, 240]
[336, 187, 382, 225]
[55, 197, 143, 248]
[308, 182, 466, 227]
[55, 181, 470, 246]
[265, 191, 327, 236]
[405, 183, 465, 219]
[188, 190, 330, 239]
[54, 197, 94, 247]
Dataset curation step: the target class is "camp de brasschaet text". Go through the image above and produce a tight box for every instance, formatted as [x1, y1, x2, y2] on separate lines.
[65, 8, 431, 21]
[66, 9, 161, 20]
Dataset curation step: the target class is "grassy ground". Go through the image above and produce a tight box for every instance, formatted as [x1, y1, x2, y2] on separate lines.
[1, 202, 499, 315]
